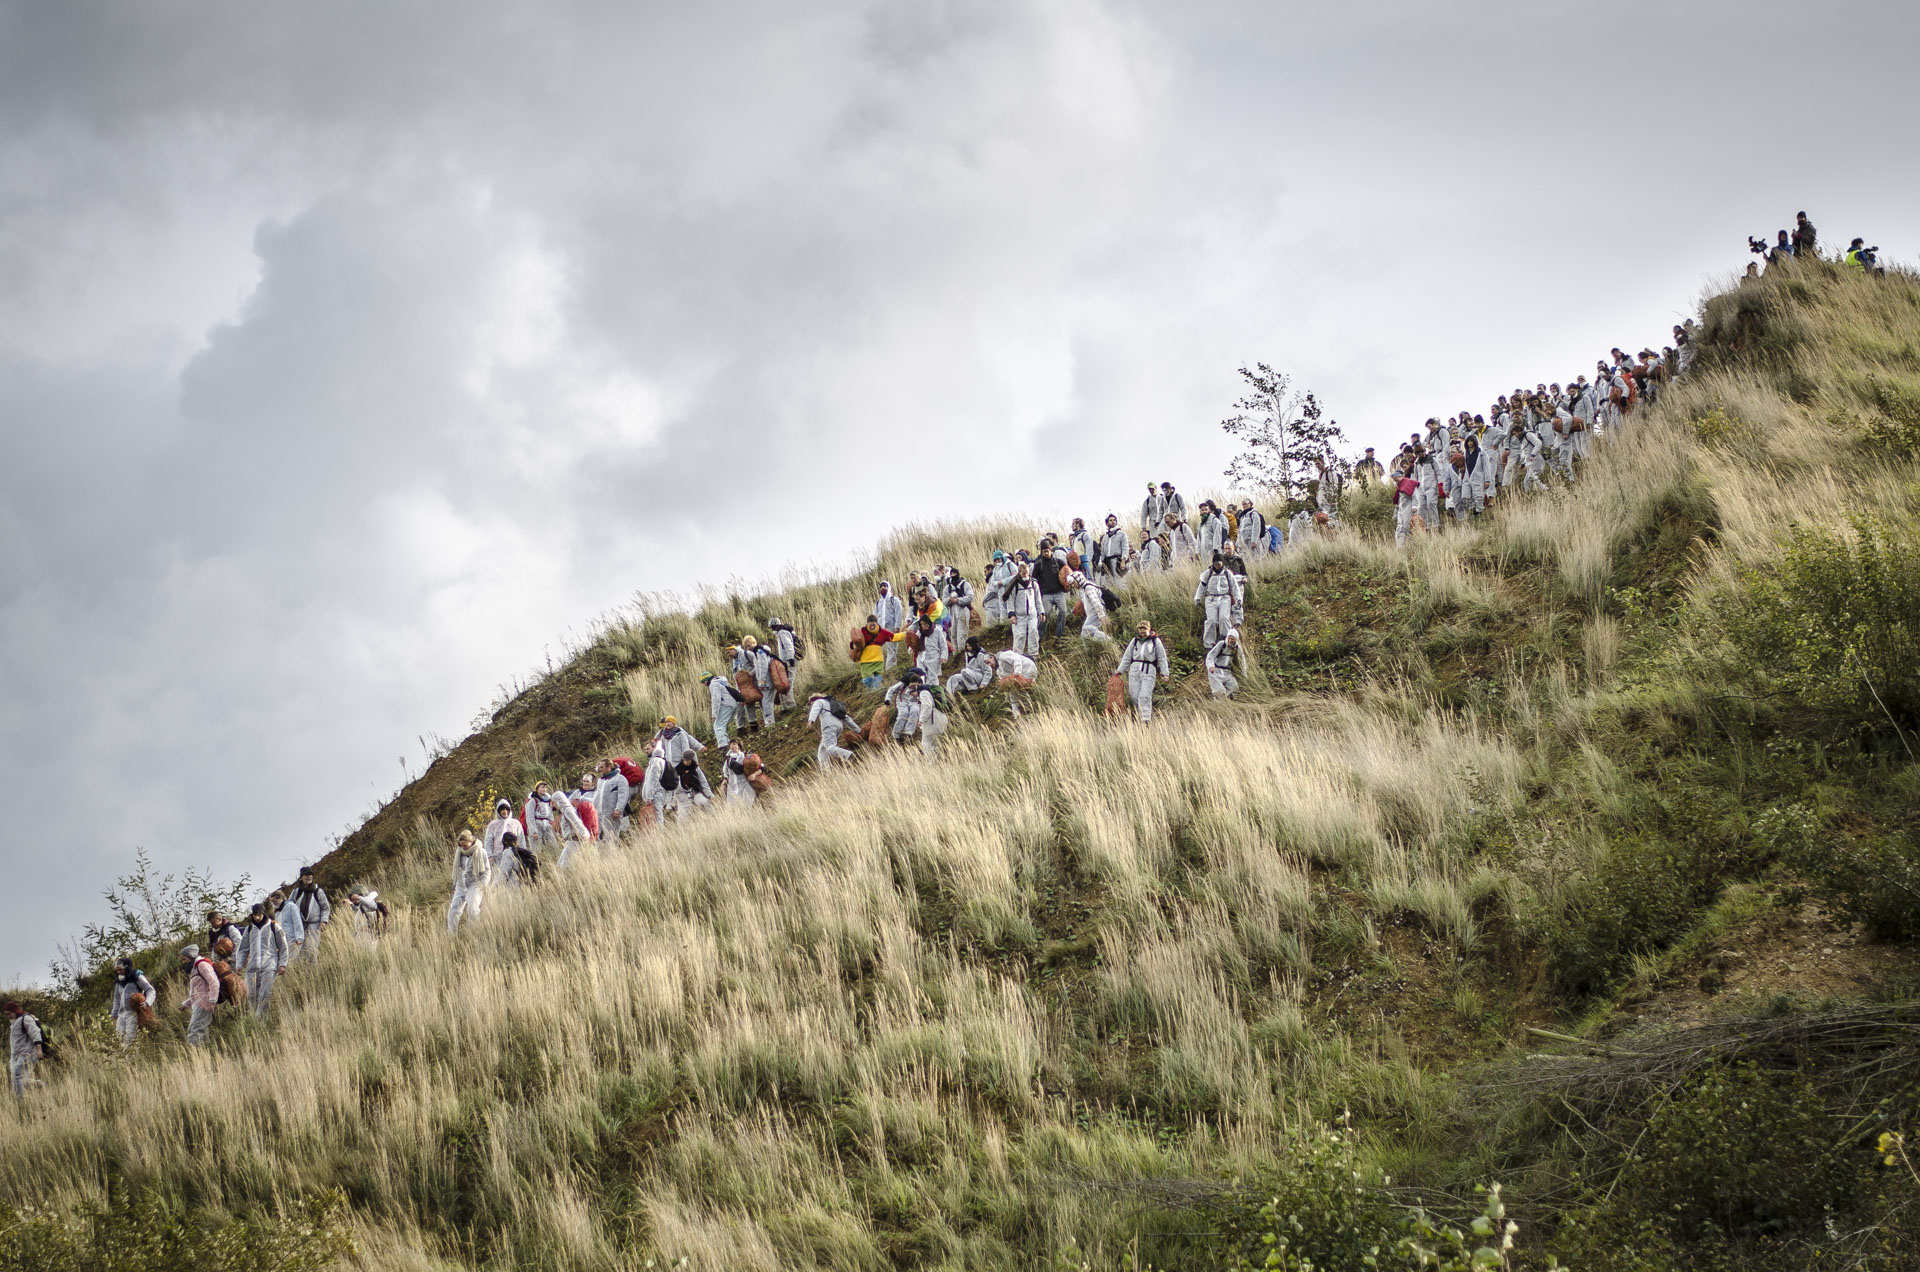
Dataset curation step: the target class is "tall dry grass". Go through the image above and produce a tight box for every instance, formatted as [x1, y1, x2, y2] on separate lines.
[0, 700, 1528, 1269]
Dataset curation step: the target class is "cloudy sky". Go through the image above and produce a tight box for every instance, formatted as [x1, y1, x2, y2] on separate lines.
[3, 0, 1914, 981]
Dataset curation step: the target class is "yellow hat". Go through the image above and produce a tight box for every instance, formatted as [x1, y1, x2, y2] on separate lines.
[661, 716, 677, 726]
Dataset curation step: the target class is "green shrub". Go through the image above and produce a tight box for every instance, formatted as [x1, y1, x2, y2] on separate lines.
[1717, 515, 1920, 733]
[0, 1187, 356, 1272]
[1757, 803, 1920, 939]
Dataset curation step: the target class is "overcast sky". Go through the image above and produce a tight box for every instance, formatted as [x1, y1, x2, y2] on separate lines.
[3, 0, 1915, 982]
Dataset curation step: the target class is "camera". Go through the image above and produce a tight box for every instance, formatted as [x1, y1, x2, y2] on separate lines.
[1748, 236, 1768, 255]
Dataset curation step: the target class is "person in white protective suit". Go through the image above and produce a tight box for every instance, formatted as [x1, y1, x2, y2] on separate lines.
[639, 745, 673, 823]
[344, 890, 390, 933]
[6, 1003, 45, 1098]
[723, 738, 757, 808]
[1140, 483, 1165, 539]
[939, 567, 975, 650]
[1196, 501, 1229, 558]
[995, 648, 1037, 680]
[913, 615, 949, 683]
[108, 958, 159, 1047]
[1236, 501, 1267, 555]
[916, 682, 949, 758]
[1000, 561, 1044, 657]
[177, 946, 221, 1046]
[1115, 621, 1171, 723]
[947, 637, 997, 695]
[807, 694, 857, 770]
[671, 752, 714, 817]
[522, 781, 564, 851]
[1545, 403, 1577, 484]
[982, 552, 1015, 623]
[1071, 570, 1114, 641]
[448, 830, 491, 933]
[1159, 482, 1188, 525]
[1314, 459, 1344, 521]
[290, 866, 330, 963]
[1097, 515, 1131, 580]
[766, 620, 800, 716]
[1206, 629, 1246, 699]
[1138, 534, 1167, 572]
[702, 672, 746, 748]
[594, 759, 632, 843]
[1508, 422, 1546, 493]
[238, 901, 289, 1017]
[739, 636, 778, 727]
[1193, 553, 1243, 648]
[1163, 514, 1198, 564]
[652, 716, 704, 768]
[1411, 449, 1443, 529]
[483, 798, 525, 874]
[874, 582, 907, 669]
[275, 888, 308, 962]
[886, 671, 923, 745]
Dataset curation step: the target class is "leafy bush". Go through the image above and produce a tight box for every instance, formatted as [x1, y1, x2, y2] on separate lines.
[1756, 804, 1920, 939]
[1717, 515, 1920, 732]
[0, 1187, 356, 1272]
[1552, 1063, 1875, 1270]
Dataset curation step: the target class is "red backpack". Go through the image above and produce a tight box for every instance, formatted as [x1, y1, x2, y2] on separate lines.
[609, 756, 645, 789]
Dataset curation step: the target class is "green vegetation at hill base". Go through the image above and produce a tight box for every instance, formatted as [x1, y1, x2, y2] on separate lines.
[5, 258, 1920, 1271]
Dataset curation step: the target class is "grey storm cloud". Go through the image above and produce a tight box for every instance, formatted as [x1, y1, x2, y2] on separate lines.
[3, 0, 1916, 980]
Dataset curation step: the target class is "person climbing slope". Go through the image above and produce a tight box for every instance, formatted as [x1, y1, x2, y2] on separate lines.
[238, 901, 289, 1017]
[1193, 552, 1243, 648]
[1206, 629, 1246, 699]
[448, 830, 490, 933]
[107, 958, 158, 1047]
[807, 694, 857, 770]
[1116, 621, 1171, 723]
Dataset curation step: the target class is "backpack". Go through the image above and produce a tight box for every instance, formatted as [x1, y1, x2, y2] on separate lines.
[827, 698, 852, 722]
[848, 627, 867, 662]
[23, 1014, 53, 1061]
[925, 685, 951, 712]
[1100, 586, 1122, 613]
[611, 756, 645, 789]
[659, 761, 679, 792]
[790, 632, 807, 661]
[212, 961, 244, 1005]
[513, 845, 541, 884]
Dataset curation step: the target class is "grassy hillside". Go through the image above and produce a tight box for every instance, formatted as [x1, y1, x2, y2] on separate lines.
[5, 258, 1920, 1271]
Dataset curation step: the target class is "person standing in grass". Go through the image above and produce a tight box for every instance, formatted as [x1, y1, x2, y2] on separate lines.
[108, 958, 158, 1048]
[703, 671, 747, 746]
[238, 903, 288, 1016]
[292, 867, 330, 963]
[1116, 620, 1170, 723]
[916, 681, 949, 757]
[940, 567, 975, 651]
[1194, 551, 1243, 648]
[5, 1003, 44, 1096]
[594, 759, 631, 842]
[483, 798, 525, 871]
[1140, 483, 1165, 539]
[1097, 515, 1131, 580]
[1235, 500, 1267, 555]
[807, 694, 857, 769]
[913, 614, 949, 682]
[983, 552, 1015, 623]
[723, 737, 758, 808]
[851, 616, 903, 691]
[1206, 629, 1246, 699]
[448, 830, 490, 933]
[274, 888, 307, 963]
[875, 582, 907, 670]
[177, 945, 222, 1045]
[1001, 561, 1044, 657]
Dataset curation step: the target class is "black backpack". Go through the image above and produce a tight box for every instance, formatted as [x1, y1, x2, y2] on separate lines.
[1100, 586, 1122, 613]
[827, 698, 852, 722]
[790, 632, 807, 661]
[659, 761, 679, 792]
[24, 1015, 53, 1061]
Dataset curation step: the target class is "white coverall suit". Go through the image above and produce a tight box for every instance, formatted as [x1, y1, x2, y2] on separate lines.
[947, 649, 996, 695]
[995, 649, 1037, 679]
[916, 688, 948, 758]
[983, 561, 1015, 623]
[941, 576, 974, 649]
[448, 845, 491, 933]
[1004, 578, 1043, 657]
[809, 697, 856, 769]
[10, 1014, 44, 1097]
[110, 971, 157, 1046]
[1098, 527, 1131, 579]
[1079, 578, 1113, 640]
[1117, 635, 1170, 723]
[1206, 635, 1245, 698]
[1194, 566, 1243, 649]
[875, 591, 907, 669]
[708, 675, 742, 748]
[239, 917, 289, 1016]
[915, 624, 950, 683]
[723, 751, 757, 808]
[595, 772, 631, 844]
[885, 678, 921, 741]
